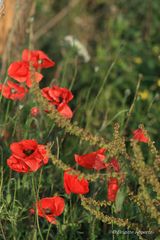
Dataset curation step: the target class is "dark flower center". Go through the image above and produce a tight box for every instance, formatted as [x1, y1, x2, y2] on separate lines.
[44, 208, 52, 215]
[23, 149, 34, 156]
[58, 96, 63, 103]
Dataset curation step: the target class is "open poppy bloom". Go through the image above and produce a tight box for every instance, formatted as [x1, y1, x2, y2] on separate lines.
[42, 86, 74, 118]
[64, 170, 89, 195]
[0, 80, 27, 100]
[74, 148, 107, 171]
[7, 139, 48, 172]
[8, 61, 43, 88]
[132, 128, 149, 143]
[22, 49, 55, 69]
[30, 196, 65, 224]
[107, 177, 119, 202]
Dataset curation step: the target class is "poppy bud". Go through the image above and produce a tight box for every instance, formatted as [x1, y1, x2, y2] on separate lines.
[31, 107, 40, 117]
[107, 177, 119, 202]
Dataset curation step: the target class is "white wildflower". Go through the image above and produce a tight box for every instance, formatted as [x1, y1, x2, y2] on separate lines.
[94, 66, 99, 72]
[64, 35, 90, 63]
[19, 105, 24, 110]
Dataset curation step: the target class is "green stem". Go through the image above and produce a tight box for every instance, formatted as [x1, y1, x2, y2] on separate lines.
[32, 175, 44, 240]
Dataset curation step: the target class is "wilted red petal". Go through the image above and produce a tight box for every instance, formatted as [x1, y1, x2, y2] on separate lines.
[132, 128, 149, 143]
[37, 144, 49, 165]
[26, 71, 43, 88]
[42, 85, 74, 118]
[109, 158, 120, 172]
[42, 85, 73, 104]
[74, 148, 106, 170]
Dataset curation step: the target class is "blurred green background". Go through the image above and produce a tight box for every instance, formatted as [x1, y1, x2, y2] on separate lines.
[35, 0, 160, 139]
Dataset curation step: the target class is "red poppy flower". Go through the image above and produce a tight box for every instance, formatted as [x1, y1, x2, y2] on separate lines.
[42, 86, 74, 118]
[30, 196, 65, 224]
[132, 128, 149, 143]
[64, 170, 89, 195]
[22, 49, 55, 69]
[74, 148, 107, 171]
[8, 61, 43, 88]
[7, 139, 48, 172]
[107, 177, 119, 202]
[109, 158, 120, 172]
[42, 86, 73, 104]
[0, 80, 27, 100]
[31, 107, 40, 117]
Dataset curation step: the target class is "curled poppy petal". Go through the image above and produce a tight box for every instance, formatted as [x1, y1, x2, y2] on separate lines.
[74, 148, 106, 171]
[64, 170, 89, 195]
[57, 103, 73, 119]
[41, 85, 74, 118]
[8, 61, 43, 88]
[8, 61, 29, 82]
[22, 49, 55, 69]
[41, 86, 73, 104]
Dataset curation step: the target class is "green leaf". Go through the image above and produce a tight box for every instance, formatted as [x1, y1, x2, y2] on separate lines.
[115, 186, 126, 213]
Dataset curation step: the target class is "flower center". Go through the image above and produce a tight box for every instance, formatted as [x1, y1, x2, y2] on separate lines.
[11, 88, 17, 94]
[38, 59, 43, 64]
[44, 208, 52, 215]
[58, 96, 63, 103]
[23, 149, 34, 156]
